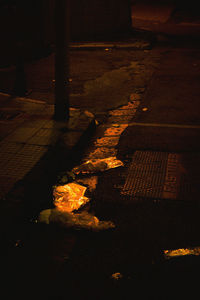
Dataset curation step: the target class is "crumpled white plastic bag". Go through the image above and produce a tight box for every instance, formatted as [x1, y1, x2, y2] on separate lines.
[53, 182, 89, 212]
[72, 157, 124, 175]
[163, 247, 200, 259]
[38, 181, 115, 231]
[38, 209, 115, 231]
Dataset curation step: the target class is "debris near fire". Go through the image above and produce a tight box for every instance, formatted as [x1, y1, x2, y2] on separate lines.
[163, 246, 200, 259]
[38, 182, 115, 231]
[38, 209, 115, 231]
[56, 171, 76, 186]
[53, 182, 89, 212]
[72, 157, 124, 175]
[76, 176, 98, 192]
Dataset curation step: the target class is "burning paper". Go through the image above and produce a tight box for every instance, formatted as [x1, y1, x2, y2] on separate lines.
[72, 157, 124, 175]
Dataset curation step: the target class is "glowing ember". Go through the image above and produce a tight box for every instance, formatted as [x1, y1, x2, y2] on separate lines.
[164, 247, 200, 259]
[53, 182, 89, 212]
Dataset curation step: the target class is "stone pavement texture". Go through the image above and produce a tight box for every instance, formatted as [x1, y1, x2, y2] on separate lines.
[117, 46, 200, 205]
[0, 92, 96, 225]
[1, 3, 200, 298]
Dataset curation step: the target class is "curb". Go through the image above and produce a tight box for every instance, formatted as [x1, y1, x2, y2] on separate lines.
[69, 40, 152, 50]
[0, 93, 97, 230]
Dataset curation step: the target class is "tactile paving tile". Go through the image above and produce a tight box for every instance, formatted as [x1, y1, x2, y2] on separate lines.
[0, 146, 47, 179]
[5, 127, 40, 143]
[0, 141, 23, 153]
[19, 144, 47, 156]
[28, 128, 60, 146]
[0, 142, 23, 169]
[0, 153, 15, 169]
[122, 151, 168, 199]
[0, 176, 17, 199]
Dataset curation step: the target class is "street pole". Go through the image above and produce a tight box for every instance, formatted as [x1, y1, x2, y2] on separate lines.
[54, 0, 70, 121]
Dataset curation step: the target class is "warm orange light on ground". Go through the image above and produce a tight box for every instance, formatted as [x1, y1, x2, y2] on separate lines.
[164, 247, 200, 259]
[50, 181, 115, 230]
[53, 182, 89, 212]
[72, 157, 124, 174]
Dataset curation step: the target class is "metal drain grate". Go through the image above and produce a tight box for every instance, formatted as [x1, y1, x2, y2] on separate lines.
[122, 151, 169, 199]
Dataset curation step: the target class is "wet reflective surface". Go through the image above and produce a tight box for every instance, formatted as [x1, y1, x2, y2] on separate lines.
[164, 247, 200, 259]
[3, 3, 200, 297]
[53, 182, 88, 212]
[5, 83, 200, 298]
[72, 157, 124, 174]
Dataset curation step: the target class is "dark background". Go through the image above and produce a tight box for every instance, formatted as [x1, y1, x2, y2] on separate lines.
[1, 0, 199, 66]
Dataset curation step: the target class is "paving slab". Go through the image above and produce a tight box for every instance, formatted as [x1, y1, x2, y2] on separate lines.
[0, 93, 96, 210]
[116, 47, 200, 205]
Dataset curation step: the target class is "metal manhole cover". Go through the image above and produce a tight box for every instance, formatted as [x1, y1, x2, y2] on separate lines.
[122, 151, 181, 201]
[0, 110, 22, 121]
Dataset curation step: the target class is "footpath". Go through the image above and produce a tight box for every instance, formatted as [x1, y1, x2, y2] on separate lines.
[0, 92, 96, 233]
[49, 42, 200, 300]
[40, 44, 200, 300]
[1, 3, 200, 298]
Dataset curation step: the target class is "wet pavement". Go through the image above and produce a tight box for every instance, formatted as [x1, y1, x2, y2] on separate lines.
[2, 2, 200, 299]
[48, 45, 200, 300]
[0, 48, 158, 119]
[4, 86, 200, 299]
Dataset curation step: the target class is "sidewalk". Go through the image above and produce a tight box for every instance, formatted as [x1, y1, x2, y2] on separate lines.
[51, 36, 200, 300]
[131, 1, 200, 40]
[42, 43, 200, 299]
[117, 47, 200, 204]
[0, 92, 96, 224]
[1, 7, 200, 298]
